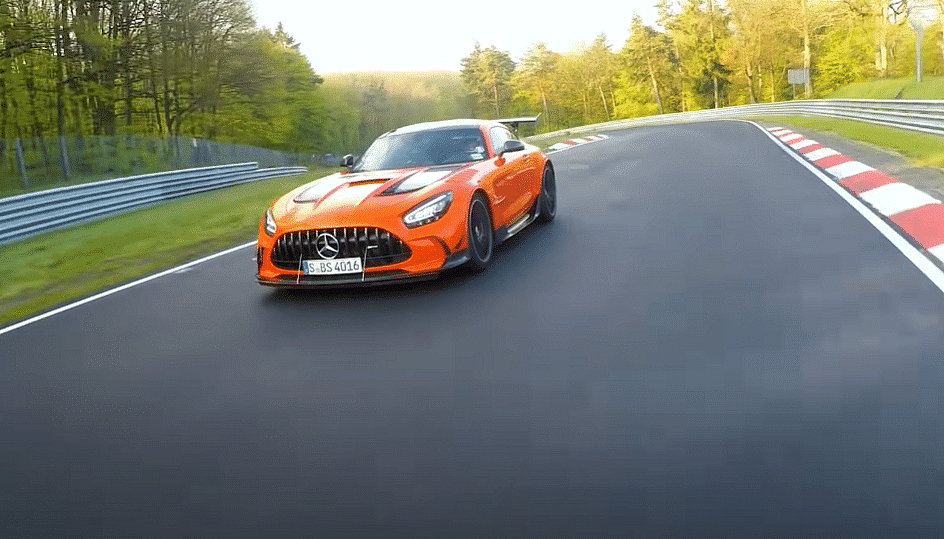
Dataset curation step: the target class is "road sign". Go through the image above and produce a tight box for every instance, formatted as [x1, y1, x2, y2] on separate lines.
[788, 69, 809, 85]
[909, 0, 938, 30]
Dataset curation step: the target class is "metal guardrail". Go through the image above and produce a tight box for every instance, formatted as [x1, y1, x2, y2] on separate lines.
[2, 134, 312, 192]
[527, 99, 944, 142]
[0, 163, 308, 245]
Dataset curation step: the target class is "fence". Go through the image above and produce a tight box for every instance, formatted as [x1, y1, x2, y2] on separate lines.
[1, 134, 314, 195]
[527, 99, 944, 142]
[0, 162, 307, 245]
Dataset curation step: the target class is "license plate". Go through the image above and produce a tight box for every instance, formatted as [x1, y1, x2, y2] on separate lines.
[302, 257, 363, 275]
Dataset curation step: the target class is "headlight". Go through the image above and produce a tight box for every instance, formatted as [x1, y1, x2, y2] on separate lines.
[403, 191, 453, 228]
[264, 208, 277, 236]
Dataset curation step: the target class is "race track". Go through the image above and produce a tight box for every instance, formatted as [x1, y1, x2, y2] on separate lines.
[3, 120, 944, 538]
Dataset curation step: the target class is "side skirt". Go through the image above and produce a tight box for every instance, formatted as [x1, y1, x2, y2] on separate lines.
[493, 195, 541, 245]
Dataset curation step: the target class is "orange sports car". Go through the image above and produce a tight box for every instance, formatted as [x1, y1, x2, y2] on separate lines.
[256, 119, 555, 287]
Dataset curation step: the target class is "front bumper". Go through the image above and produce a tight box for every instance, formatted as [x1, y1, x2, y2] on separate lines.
[256, 197, 473, 289]
[256, 250, 470, 288]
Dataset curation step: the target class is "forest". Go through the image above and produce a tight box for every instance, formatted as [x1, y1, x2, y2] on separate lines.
[463, 0, 944, 132]
[1, 0, 941, 158]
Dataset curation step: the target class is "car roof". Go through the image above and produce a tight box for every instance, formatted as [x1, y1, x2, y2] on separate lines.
[383, 119, 504, 137]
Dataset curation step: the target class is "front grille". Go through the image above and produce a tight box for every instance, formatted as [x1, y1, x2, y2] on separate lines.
[270, 227, 411, 269]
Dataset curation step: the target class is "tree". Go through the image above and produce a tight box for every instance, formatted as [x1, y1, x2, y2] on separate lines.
[586, 34, 616, 120]
[659, 0, 733, 109]
[620, 15, 677, 114]
[813, 0, 875, 95]
[513, 42, 559, 126]
[552, 37, 617, 125]
[460, 43, 515, 118]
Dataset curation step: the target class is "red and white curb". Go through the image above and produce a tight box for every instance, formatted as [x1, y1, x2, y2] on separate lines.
[767, 126, 944, 266]
[547, 134, 609, 152]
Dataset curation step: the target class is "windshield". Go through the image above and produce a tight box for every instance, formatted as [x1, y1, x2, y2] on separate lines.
[353, 127, 487, 172]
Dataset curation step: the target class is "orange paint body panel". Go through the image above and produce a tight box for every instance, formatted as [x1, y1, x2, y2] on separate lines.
[256, 119, 553, 287]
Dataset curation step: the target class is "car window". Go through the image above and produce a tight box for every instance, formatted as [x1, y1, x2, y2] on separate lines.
[353, 127, 487, 171]
[489, 127, 513, 155]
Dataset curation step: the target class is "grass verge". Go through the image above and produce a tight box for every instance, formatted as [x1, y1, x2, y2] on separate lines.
[752, 115, 944, 168]
[0, 167, 331, 328]
[826, 75, 944, 99]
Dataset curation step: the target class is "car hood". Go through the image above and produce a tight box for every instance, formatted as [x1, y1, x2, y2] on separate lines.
[272, 165, 466, 229]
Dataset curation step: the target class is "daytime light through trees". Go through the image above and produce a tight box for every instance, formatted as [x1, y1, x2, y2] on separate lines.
[1, 0, 940, 158]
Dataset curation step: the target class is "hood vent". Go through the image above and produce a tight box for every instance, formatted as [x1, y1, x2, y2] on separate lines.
[382, 165, 462, 195]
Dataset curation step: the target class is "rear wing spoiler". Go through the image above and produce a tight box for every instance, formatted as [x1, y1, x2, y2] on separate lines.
[495, 115, 541, 134]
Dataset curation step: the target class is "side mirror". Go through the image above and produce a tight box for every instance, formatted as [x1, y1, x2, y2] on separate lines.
[498, 140, 525, 157]
[340, 154, 355, 168]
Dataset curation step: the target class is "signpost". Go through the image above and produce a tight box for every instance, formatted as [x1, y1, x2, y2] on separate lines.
[788, 68, 810, 99]
[890, 0, 939, 83]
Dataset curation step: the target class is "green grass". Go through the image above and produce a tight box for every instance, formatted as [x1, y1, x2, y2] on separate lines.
[0, 167, 332, 327]
[827, 75, 944, 99]
[755, 115, 944, 167]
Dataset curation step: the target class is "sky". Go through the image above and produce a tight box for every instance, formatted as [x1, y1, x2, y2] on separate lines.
[249, 0, 660, 74]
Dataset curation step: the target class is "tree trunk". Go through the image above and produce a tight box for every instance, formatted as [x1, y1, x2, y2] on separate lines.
[0, 1, 10, 140]
[120, 0, 134, 129]
[143, 1, 164, 135]
[937, 0, 944, 67]
[63, 0, 83, 137]
[52, 0, 65, 136]
[598, 85, 610, 120]
[23, 30, 46, 145]
[875, 0, 888, 77]
[160, 10, 174, 136]
[770, 66, 776, 103]
[0, 71, 7, 141]
[493, 83, 500, 118]
[708, 0, 719, 108]
[801, 0, 812, 97]
[746, 63, 757, 104]
[646, 51, 665, 114]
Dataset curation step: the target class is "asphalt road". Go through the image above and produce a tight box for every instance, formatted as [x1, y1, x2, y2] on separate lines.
[3, 121, 944, 538]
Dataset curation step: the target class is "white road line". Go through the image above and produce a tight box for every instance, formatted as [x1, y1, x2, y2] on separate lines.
[930, 244, 944, 265]
[790, 139, 818, 150]
[804, 148, 840, 161]
[0, 240, 257, 337]
[746, 120, 944, 294]
[780, 134, 804, 143]
[826, 161, 874, 180]
[859, 183, 941, 216]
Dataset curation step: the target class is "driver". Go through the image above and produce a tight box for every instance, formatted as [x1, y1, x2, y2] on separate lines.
[461, 138, 484, 160]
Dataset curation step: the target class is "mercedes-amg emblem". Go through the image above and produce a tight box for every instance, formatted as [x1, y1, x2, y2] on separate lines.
[315, 232, 340, 259]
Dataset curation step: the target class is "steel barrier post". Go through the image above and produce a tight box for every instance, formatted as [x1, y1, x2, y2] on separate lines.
[15, 138, 29, 188]
[59, 136, 71, 184]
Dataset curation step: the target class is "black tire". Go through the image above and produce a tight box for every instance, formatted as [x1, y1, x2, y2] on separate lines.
[467, 193, 493, 272]
[537, 163, 556, 223]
